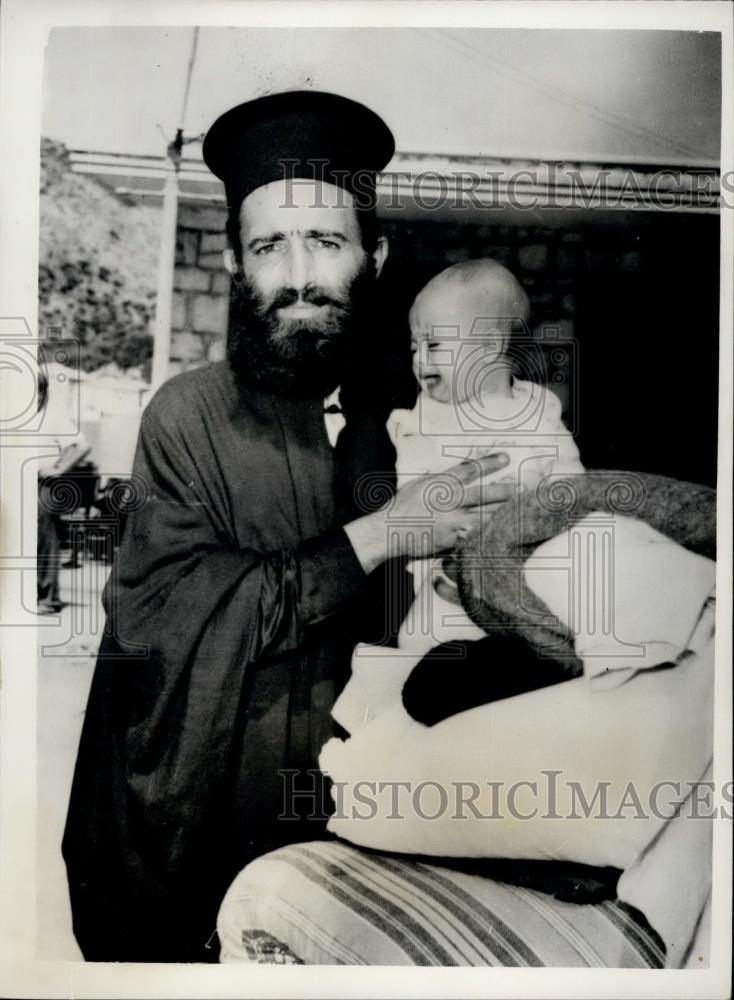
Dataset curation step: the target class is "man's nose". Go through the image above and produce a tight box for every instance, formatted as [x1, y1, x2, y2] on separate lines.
[285, 239, 315, 292]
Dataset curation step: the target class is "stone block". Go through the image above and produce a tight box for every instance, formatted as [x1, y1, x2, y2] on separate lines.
[532, 291, 553, 312]
[171, 291, 188, 330]
[191, 294, 230, 335]
[487, 246, 512, 265]
[177, 203, 227, 232]
[555, 247, 579, 272]
[584, 248, 606, 270]
[198, 251, 226, 270]
[200, 231, 228, 254]
[211, 272, 232, 296]
[174, 267, 210, 293]
[175, 229, 199, 266]
[171, 331, 208, 363]
[518, 244, 548, 272]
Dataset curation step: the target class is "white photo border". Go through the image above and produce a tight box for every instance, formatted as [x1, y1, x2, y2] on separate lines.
[1, 2, 731, 998]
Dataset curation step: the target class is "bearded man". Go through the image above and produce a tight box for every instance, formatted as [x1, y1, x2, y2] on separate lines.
[62, 91, 514, 964]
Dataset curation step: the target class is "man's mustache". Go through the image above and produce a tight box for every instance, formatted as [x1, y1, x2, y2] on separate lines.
[265, 285, 350, 315]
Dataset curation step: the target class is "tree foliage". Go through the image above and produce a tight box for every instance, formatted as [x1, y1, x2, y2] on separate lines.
[38, 139, 161, 381]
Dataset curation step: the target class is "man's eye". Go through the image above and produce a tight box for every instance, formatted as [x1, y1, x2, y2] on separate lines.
[255, 244, 276, 255]
[312, 238, 340, 250]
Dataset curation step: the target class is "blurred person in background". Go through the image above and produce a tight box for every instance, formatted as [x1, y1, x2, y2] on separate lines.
[36, 361, 91, 614]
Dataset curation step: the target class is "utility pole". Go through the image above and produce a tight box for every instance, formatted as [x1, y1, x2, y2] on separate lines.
[149, 27, 199, 391]
[150, 130, 182, 390]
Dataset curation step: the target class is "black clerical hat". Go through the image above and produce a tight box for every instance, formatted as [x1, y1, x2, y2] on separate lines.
[202, 90, 395, 215]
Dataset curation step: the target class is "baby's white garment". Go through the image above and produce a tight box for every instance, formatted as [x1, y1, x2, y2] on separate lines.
[388, 379, 583, 490]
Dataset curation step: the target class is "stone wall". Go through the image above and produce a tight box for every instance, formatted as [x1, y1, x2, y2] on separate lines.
[171, 202, 231, 376]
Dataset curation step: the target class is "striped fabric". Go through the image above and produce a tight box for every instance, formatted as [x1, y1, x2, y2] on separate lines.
[218, 840, 666, 967]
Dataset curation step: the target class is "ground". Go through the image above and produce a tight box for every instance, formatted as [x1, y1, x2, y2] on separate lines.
[37, 561, 106, 960]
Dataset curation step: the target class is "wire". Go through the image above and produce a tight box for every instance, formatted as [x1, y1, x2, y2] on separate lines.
[420, 27, 702, 162]
[179, 26, 200, 133]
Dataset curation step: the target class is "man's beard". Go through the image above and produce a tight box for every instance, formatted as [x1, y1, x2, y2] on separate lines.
[228, 261, 375, 398]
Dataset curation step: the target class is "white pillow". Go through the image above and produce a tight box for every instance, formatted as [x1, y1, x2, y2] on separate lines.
[322, 630, 713, 869]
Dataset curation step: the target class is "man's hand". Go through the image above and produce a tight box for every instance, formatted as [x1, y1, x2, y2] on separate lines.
[389, 453, 514, 556]
[344, 453, 515, 574]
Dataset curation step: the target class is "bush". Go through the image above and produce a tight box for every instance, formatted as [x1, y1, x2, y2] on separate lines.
[39, 138, 161, 382]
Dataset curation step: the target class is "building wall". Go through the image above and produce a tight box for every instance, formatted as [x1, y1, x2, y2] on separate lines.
[171, 202, 231, 376]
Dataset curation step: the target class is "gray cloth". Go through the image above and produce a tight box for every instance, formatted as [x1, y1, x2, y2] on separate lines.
[457, 470, 716, 655]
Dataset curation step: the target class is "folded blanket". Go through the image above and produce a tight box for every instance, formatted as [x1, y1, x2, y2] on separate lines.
[523, 513, 715, 689]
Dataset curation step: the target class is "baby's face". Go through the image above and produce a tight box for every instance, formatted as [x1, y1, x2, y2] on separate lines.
[409, 285, 505, 405]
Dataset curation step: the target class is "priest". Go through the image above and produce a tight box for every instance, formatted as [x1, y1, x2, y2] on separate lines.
[62, 90, 515, 963]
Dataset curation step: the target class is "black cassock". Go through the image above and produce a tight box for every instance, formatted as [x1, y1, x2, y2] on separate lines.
[63, 361, 405, 962]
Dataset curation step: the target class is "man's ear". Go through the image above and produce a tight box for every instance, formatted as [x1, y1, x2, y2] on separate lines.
[372, 236, 388, 278]
[223, 248, 238, 276]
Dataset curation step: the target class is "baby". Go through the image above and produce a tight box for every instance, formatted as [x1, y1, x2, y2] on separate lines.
[389, 258, 584, 647]
[392, 257, 582, 488]
[332, 259, 584, 733]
